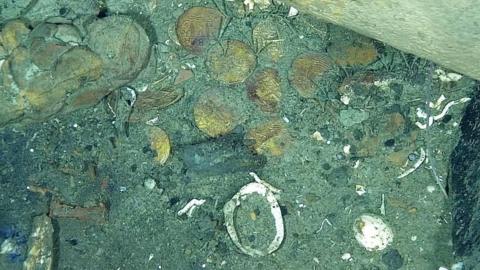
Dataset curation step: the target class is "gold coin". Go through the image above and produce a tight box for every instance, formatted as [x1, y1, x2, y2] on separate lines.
[328, 39, 378, 67]
[176, 7, 223, 54]
[252, 19, 284, 62]
[246, 120, 290, 156]
[149, 127, 171, 165]
[193, 93, 238, 137]
[246, 68, 281, 112]
[289, 53, 332, 98]
[206, 40, 256, 85]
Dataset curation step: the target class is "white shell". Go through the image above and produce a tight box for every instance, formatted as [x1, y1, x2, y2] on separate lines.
[224, 176, 283, 257]
[353, 214, 393, 251]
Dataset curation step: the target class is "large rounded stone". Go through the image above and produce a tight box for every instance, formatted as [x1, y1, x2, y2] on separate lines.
[86, 15, 151, 82]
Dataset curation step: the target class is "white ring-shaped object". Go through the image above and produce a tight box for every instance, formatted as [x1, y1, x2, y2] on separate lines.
[223, 182, 284, 257]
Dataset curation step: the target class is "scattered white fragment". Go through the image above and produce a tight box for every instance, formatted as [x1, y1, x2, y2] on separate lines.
[433, 98, 471, 121]
[282, 116, 290, 123]
[397, 148, 426, 179]
[249, 172, 281, 193]
[355, 185, 366, 196]
[317, 218, 332, 232]
[426, 185, 436, 193]
[340, 95, 350, 105]
[353, 160, 361, 169]
[373, 79, 393, 91]
[185, 62, 196, 69]
[125, 86, 137, 107]
[341, 252, 352, 261]
[411, 235, 417, 241]
[244, 0, 254, 10]
[343, 144, 351, 155]
[416, 107, 429, 119]
[137, 84, 149, 92]
[224, 173, 283, 257]
[438, 267, 449, 270]
[146, 116, 160, 126]
[416, 97, 471, 129]
[353, 214, 393, 251]
[380, 194, 386, 216]
[0, 239, 15, 254]
[288, 7, 299, 17]
[415, 118, 432, 130]
[144, 178, 156, 190]
[435, 69, 463, 82]
[312, 131, 326, 142]
[429, 94, 447, 109]
[451, 262, 465, 270]
[177, 199, 206, 217]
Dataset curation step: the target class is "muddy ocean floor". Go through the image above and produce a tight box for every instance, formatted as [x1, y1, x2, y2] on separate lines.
[0, 0, 476, 269]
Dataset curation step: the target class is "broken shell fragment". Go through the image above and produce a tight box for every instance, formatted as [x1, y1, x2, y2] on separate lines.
[353, 214, 393, 251]
[193, 93, 238, 137]
[148, 127, 171, 165]
[289, 53, 333, 98]
[206, 40, 256, 85]
[176, 7, 223, 54]
[223, 174, 284, 257]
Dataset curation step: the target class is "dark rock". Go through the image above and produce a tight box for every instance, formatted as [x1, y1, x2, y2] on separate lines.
[180, 134, 266, 176]
[381, 249, 404, 270]
[451, 84, 480, 268]
[384, 138, 395, 147]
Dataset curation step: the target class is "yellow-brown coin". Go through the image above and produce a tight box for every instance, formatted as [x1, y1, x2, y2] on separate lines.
[328, 39, 378, 67]
[246, 68, 281, 113]
[206, 40, 256, 85]
[193, 93, 238, 137]
[176, 7, 223, 54]
[148, 127, 171, 165]
[246, 120, 290, 156]
[289, 53, 333, 98]
[252, 19, 284, 62]
[0, 19, 30, 53]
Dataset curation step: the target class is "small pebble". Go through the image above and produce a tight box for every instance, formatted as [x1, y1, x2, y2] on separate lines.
[322, 163, 331, 170]
[408, 152, 418, 161]
[384, 139, 395, 147]
[441, 114, 452, 123]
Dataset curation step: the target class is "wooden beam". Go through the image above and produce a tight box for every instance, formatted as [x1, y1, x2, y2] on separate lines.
[281, 0, 480, 80]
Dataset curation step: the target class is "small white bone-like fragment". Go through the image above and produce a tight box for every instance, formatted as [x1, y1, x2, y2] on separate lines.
[177, 199, 206, 217]
[288, 7, 299, 17]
